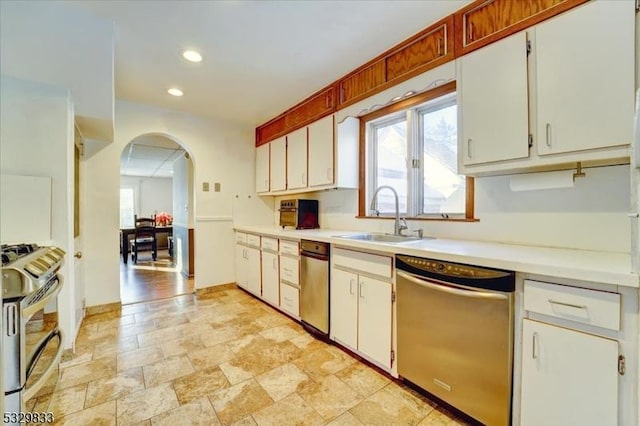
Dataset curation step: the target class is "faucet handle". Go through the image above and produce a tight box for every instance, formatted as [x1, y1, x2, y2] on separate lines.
[399, 218, 408, 232]
[411, 228, 424, 239]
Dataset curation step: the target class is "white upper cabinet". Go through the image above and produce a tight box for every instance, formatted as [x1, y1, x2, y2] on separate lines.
[270, 136, 286, 192]
[460, 31, 529, 166]
[255, 143, 270, 193]
[459, 0, 635, 176]
[308, 115, 334, 187]
[286, 127, 308, 190]
[255, 114, 358, 195]
[534, 0, 634, 156]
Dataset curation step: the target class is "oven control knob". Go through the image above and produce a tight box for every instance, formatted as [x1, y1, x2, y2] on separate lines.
[436, 263, 445, 271]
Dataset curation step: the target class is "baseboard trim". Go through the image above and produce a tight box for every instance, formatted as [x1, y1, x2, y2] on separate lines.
[196, 282, 237, 297]
[85, 301, 122, 316]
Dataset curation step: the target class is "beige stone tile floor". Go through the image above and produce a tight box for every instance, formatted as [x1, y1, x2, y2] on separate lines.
[26, 286, 472, 425]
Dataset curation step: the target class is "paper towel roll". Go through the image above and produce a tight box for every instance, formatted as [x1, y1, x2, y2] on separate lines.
[509, 170, 575, 192]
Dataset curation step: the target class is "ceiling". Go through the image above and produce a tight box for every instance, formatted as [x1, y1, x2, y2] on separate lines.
[58, 0, 469, 128]
[121, 135, 185, 178]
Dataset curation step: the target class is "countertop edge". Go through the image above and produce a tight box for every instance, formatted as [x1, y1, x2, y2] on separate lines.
[233, 226, 639, 288]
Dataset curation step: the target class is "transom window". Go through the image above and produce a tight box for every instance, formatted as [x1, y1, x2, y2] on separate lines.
[360, 82, 474, 220]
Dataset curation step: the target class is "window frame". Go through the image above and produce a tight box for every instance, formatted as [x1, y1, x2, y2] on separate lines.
[357, 81, 476, 221]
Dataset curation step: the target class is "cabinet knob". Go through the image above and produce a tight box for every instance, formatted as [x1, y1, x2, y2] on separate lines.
[74, 251, 82, 259]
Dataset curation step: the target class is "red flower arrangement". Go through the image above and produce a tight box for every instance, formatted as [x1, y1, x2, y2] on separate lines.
[156, 212, 173, 226]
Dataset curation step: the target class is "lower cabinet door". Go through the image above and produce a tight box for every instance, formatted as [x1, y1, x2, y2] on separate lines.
[246, 247, 261, 296]
[520, 319, 618, 426]
[329, 268, 359, 351]
[357, 276, 392, 368]
[280, 283, 300, 317]
[261, 251, 279, 305]
[235, 244, 247, 290]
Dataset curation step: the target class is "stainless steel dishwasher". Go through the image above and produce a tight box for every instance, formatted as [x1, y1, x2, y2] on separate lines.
[300, 240, 329, 336]
[396, 254, 515, 426]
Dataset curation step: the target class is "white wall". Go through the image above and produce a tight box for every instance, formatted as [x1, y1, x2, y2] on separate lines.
[120, 175, 173, 218]
[284, 164, 629, 253]
[0, 0, 114, 142]
[172, 155, 193, 228]
[0, 75, 77, 348]
[83, 100, 269, 307]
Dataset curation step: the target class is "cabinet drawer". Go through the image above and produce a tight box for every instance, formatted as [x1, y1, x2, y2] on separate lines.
[280, 256, 299, 285]
[332, 248, 392, 279]
[280, 283, 300, 317]
[524, 280, 620, 331]
[235, 232, 247, 244]
[261, 237, 278, 252]
[280, 240, 299, 256]
[246, 234, 261, 247]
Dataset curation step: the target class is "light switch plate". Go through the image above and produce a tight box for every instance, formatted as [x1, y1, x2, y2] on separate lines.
[202, 182, 210, 192]
[214, 182, 221, 192]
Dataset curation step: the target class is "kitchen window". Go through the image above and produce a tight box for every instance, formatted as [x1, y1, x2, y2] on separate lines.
[360, 82, 475, 220]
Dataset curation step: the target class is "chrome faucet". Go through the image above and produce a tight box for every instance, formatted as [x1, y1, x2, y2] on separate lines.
[370, 185, 408, 236]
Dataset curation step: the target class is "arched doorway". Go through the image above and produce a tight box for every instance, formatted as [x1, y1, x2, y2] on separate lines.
[118, 133, 195, 304]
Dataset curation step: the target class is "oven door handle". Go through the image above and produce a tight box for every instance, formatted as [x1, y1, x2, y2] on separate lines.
[397, 271, 508, 300]
[22, 277, 63, 319]
[23, 327, 64, 402]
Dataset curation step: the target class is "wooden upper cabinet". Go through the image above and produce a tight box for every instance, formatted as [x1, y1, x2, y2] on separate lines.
[338, 16, 453, 109]
[455, 0, 588, 56]
[256, 116, 286, 147]
[338, 60, 385, 107]
[256, 86, 335, 146]
[386, 16, 453, 83]
[286, 86, 335, 129]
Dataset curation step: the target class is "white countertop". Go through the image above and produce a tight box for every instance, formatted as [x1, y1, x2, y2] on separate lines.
[234, 226, 639, 288]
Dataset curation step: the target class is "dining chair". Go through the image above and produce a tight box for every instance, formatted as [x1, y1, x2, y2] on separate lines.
[130, 215, 157, 263]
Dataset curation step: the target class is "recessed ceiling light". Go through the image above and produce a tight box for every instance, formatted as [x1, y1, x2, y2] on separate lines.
[182, 50, 202, 63]
[168, 88, 183, 97]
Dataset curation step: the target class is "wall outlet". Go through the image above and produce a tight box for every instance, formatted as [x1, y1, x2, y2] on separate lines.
[202, 182, 210, 192]
[214, 182, 221, 192]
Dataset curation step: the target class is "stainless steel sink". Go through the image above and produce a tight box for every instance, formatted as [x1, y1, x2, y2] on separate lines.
[333, 233, 430, 244]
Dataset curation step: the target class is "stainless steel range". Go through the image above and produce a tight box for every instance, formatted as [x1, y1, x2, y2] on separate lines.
[2, 243, 65, 420]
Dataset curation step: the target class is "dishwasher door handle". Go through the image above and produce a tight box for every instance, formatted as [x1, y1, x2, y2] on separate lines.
[397, 271, 508, 300]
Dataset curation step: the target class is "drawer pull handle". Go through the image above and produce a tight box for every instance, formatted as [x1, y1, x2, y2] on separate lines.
[548, 299, 587, 310]
[532, 332, 538, 359]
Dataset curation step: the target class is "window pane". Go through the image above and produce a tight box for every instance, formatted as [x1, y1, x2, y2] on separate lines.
[374, 119, 407, 214]
[422, 103, 465, 214]
[120, 188, 135, 228]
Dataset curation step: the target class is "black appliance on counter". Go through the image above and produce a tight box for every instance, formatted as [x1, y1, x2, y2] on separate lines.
[279, 199, 319, 229]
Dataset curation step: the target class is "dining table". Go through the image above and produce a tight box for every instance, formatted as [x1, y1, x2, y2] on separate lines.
[120, 225, 173, 264]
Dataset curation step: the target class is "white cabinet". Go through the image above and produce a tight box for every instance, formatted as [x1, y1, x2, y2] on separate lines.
[234, 244, 248, 290]
[520, 319, 618, 426]
[356, 275, 392, 367]
[308, 115, 334, 187]
[261, 251, 279, 305]
[280, 283, 300, 317]
[279, 240, 300, 318]
[270, 136, 286, 192]
[330, 268, 358, 350]
[256, 114, 358, 195]
[459, 0, 635, 176]
[246, 246, 261, 296]
[330, 248, 393, 370]
[460, 31, 529, 165]
[286, 127, 308, 190]
[534, 0, 634, 156]
[255, 143, 270, 193]
[235, 232, 261, 296]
